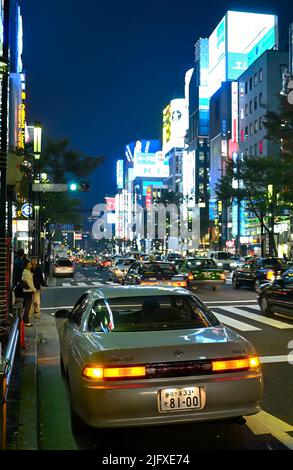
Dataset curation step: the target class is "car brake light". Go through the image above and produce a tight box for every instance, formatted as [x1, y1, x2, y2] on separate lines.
[188, 273, 194, 280]
[82, 365, 146, 380]
[211, 356, 260, 373]
[266, 270, 275, 282]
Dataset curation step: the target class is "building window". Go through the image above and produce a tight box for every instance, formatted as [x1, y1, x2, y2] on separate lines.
[198, 139, 204, 146]
[240, 129, 245, 142]
[259, 69, 263, 82]
[245, 81, 248, 94]
[259, 116, 263, 130]
[245, 126, 248, 139]
[249, 100, 253, 113]
[240, 107, 244, 119]
[254, 120, 258, 133]
[259, 140, 263, 154]
[254, 96, 258, 110]
[249, 77, 252, 90]
[199, 168, 205, 178]
[199, 151, 205, 161]
[254, 143, 258, 156]
[254, 73, 258, 86]
[249, 123, 253, 136]
[245, 104, 248, 116]
[259, 92, 263, 106]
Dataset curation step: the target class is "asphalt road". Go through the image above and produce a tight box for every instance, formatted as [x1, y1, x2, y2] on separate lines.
[35, 266, 293, 450]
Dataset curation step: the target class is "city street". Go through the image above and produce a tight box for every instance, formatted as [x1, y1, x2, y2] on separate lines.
[34, 266, 293, 450]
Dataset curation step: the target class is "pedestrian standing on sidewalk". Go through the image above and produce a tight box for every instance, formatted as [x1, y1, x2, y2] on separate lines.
[31, 256, 46, 319]
[44, 254, 51, 286]
[22, 260, 36, 327]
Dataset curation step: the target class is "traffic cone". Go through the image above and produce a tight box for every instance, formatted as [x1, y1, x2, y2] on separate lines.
[19, 319, 25, 349]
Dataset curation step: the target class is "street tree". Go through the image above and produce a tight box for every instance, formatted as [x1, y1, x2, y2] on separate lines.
[216, 93, 293, 257]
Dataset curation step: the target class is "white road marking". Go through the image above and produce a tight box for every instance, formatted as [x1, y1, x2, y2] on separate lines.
[259, 355, 290, 364]
[61, 283, 72, 287]
[205, 300, 257, 305]
[76, 282, 88, 287]
[246, 410, 293, 450]
[105, 281, 118, 286]
[216, 306, 293, 329]
[213, 312, 261, 331]
[91, 281, 105, 286]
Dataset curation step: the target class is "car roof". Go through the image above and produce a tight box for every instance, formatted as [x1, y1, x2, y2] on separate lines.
[86, 286, 190, 299]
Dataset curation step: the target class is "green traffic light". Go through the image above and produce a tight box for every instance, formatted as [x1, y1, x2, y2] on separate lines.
[69, 183, 77, 191]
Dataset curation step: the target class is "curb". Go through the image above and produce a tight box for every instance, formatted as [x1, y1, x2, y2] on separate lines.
[16, 323, 38, 450]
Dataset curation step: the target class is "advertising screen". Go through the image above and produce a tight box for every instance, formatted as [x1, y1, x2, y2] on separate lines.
[209, 12, 277, 97]
[133, 151, 169, 179]
[125, 140, 160, 162]
[209, 17, 226, 97]
[227, 11, 277, 81]
[116, 160, 124, 189]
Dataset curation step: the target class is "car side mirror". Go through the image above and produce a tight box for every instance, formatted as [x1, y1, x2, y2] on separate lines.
[55, 309, 70, 319]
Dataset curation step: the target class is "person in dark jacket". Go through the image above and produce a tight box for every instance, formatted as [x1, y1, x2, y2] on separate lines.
[31, 256, 46, 319]
[13, 248, 25, 287]
[44, 255, 51, 285]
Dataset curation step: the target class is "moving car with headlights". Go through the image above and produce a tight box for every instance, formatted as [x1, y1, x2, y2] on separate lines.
[56, 286, 262, 433]
[166, 253, 183, 264]
[52, 258, 74, 277]
[123, 261, 187, 287]
[207, 251, 237, 271]
[232, 257, 291, 291]
[258, 267, 293, 317]
[177, 258, 226, 291]
[109, 258, 135, 283]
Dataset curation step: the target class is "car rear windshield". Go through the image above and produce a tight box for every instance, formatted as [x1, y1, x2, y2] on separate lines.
[87, 295, 220, 332]
[141, 263, 176, 274]
[56, 259, 72, 267]
[186, 259, 217, 268]
[215, 253, 232, 260]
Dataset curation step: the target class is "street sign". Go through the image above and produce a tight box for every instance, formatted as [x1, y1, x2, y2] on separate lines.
[32, 183, 68, 192]
[21, 203, 33, 218]
[49, 223, 74, 231]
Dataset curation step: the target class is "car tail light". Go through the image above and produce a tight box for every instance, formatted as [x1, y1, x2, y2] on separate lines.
[211, 356, 260, 373]
[188, 273, 194, 281]
[266, 270, 275, 282]
[82, 365, 146, 380]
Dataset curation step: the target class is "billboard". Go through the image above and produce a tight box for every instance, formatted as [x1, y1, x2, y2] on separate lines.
[209, 11, 278, 97]
[209, 17, 226, 97]
[227, 11, 277, 80]
[125, 140, 160, 162]
[116, 159, 124, 189]
[162, 99, 188, 154]
[133, 150, 169, 179]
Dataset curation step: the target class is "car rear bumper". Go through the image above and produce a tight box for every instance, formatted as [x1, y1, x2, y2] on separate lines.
[53, 271, 74, 277]
[189, 280, 226, 287]
[73, 370, 263, 429]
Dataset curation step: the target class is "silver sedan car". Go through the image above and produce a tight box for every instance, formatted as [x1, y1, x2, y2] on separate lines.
[55, 286, 263, 434]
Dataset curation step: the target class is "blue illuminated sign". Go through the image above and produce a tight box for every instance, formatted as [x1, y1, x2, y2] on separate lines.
[116, 160, 124, 189]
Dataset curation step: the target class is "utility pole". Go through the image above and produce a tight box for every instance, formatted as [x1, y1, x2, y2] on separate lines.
[0, 0, 10, 350]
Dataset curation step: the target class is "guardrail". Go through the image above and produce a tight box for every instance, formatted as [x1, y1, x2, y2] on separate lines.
[0, 315, 20, 450]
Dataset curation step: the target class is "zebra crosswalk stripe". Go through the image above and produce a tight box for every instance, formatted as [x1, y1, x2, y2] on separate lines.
[105, 281, 118, 286]
[213, 312, 261, 332]
[91, 281, 105, 287]
[76, 282, 88, 287]
[216, 306, 293, 330]
[61, 283, 72, 287]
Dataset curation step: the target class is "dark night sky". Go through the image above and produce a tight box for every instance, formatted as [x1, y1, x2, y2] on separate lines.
[20, 0, 292, 213]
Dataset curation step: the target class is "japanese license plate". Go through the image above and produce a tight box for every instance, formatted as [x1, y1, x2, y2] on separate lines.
[159, 387, 201, 412]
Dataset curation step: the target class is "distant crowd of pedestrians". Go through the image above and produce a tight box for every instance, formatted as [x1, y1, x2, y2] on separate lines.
[12, 249, 51, 327]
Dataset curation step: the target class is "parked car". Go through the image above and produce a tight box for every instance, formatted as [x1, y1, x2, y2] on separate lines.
[56, 286, 262, 434]
[232, 257, 291, 291]
[177, 258, 226, 291]
[52, 258, 74, 278]
[123, 261, 187, 287]
[207, 251, 237, 271]
[109, 258, 135, 283]
[258, 267, 293, 317]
